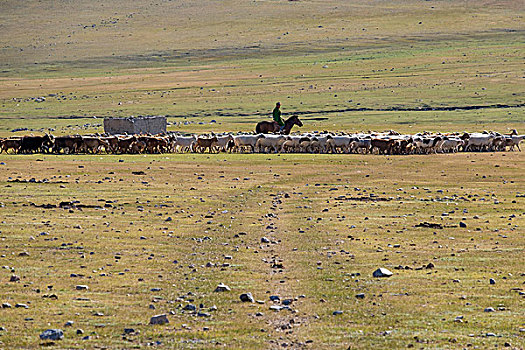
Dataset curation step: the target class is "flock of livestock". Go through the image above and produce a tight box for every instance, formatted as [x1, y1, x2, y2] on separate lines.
[1, 130, 523, 155]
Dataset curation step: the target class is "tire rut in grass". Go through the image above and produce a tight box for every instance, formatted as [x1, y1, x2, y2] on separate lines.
[258, 190, 309, 349]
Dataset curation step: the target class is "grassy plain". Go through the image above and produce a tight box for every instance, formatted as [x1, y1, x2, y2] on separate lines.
[0, 152, 524, 349]
[0, 0, 524, 349]
[0, 0, 524, 136]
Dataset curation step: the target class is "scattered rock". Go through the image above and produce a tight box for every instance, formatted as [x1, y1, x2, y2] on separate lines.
[75, 285, 89, 291]
[459, 222, 467, 228]
[373, 268, 393, 278]
[355, 293, 365, 299]
[214, 283, 231, 292]
[183, 304, 196, 311]
[261, 237, 270, 243]
[333, 310, 343, 315]
[484, 307, 495, 312]
[9, 275, 20, 282]
[415, 222, 443, 229]
[240, 293, 255, 303]
[150, 314, 169, 325]
[123, 328, 135, 334]
[39, 329, 64, 341]
[489, 278, 495, 285]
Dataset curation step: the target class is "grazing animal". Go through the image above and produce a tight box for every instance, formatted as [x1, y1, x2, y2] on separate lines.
[52, 135, 83, 154]
[172, 135, 197, 153]
[0, 138, 22, 154]
[80, 136, 109, 154]
[371, 139, 394, 155]
[193, 136, 218, 153]
[19, 134, 54, 154]
[256, 135, 286, 153]
[232, 134, 264, 153]
[214, 134, 234, 152]
[508, 135, 525, 151]
[116, 136, 137, 154]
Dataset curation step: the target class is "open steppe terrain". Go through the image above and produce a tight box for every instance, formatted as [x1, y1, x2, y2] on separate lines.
[0, 0, 524, 348]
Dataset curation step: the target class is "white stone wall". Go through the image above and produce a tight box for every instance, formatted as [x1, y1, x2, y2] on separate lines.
[104, 116, 167, 135]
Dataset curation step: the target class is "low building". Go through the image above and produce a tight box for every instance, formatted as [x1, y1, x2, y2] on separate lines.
[104, 116, 167, 135]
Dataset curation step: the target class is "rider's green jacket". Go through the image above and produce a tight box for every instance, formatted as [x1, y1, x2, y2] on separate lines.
[273, 107, 284, 126]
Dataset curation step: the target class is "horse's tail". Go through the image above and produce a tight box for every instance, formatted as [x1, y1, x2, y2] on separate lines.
[255, 123, 261, 134]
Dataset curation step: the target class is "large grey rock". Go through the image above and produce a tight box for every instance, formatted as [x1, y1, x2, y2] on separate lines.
[39, 329, 64, 341]
[149, 314, 169, 325]
[373, 268, 393, 278]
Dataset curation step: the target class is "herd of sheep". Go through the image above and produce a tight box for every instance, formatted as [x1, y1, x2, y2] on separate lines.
[0, 130, 523, 155]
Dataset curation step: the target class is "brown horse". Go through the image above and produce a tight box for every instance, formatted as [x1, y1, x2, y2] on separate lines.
[255, 115, 303, 135]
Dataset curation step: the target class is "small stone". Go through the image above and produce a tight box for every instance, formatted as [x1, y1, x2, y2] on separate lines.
[2, 303, 12, 308]
[261, 237, 270, 243]
[373, 268, 393, 278]
[9, 275, 20, 282]
[183, 304, 196, 311]
[39, 329, 64, 341]
[197, 312, 211, 317]
[484, 307, 495, 312]
[269, 295, 280, 302]
[214, 283, 231, 292]
[355, 293, 365, 299]
[240, 293, 255, 303]
[149, 314, 169, 325]
[459, 222, 467, 228]
[15, 303, 29, 309]
[64, 321, 74, 327]
[333, 310, 343, 315]
[123, 328, 135, 334]
[489, 278, 495, 285]
[75, 285, 89, 291]
[76, 329, 84, 335]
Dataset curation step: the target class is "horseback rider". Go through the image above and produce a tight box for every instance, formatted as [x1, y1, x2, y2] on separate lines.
[272, 102, 285, 132]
